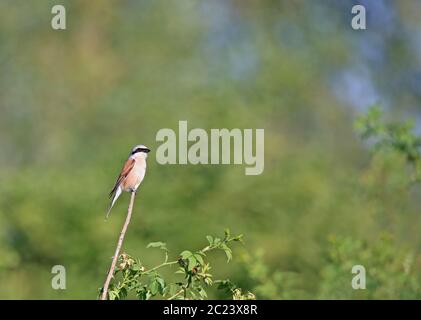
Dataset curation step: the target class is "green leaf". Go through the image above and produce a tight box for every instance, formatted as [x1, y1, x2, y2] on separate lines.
[156, 277, 165, 294]
[233, 234, 243, 242]
[175, 268, 185, 274]
[136, 286, 148, 300]
[206, 235, 213, 245]
[221, 244, 233, 262]
[224, 228, 231, 239]
[225, 250, 233, 262]
[197, 286, 208, 299]
[214, 238, 221, 246]
[119, 287, 127, 299]
[150, 281, 159, 295]
[216, 279, 235, 291]
[180, 250, 192, 259]
[187, 256, 197, 270]
[131, 264, 141, 271]
[194, 253, 204, 266]
[190, 291, 197, 299]
[146, 242, 168, 251]
[110, 291, 117, 300]
[145, 291, 152, 300]
[204, 277, 213, 286]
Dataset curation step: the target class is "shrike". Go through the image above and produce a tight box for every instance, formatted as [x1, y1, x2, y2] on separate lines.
[106, 144, 150, 219]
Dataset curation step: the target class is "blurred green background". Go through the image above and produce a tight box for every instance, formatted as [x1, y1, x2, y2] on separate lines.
[1, 0, 421, 299]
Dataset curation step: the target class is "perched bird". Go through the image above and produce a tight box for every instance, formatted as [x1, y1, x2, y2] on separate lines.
[106, 144, 150, 219]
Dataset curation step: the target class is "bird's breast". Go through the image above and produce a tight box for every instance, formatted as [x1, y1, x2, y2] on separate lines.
[122, 159, 146, 191]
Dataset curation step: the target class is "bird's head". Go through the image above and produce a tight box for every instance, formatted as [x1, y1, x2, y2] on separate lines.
[130, 144, 151, 158]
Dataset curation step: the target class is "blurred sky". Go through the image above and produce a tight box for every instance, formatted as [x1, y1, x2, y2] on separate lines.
[198, 0, 421, 116]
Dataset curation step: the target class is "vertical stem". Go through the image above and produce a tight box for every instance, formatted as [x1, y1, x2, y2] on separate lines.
[101, 191, 136, 300]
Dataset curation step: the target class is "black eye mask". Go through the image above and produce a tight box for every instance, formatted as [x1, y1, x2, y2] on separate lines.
[132, 148, 150, 155]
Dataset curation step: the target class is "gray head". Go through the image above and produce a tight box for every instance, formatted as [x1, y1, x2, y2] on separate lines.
[130, 144, 151, 156]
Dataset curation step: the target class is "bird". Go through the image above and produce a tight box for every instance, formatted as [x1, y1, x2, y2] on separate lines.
[106, 144, 150, 220]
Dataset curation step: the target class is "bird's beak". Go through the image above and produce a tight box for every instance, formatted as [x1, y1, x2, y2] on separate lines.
[145, 148, 151, 153]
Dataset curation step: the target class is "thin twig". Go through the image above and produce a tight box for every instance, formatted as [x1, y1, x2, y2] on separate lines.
[167, 288, 185, 300]
[144, 261, 179, 275]
[101, 191, 137, 300]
